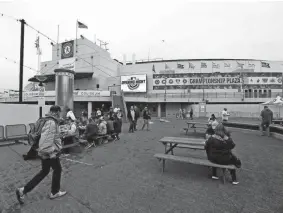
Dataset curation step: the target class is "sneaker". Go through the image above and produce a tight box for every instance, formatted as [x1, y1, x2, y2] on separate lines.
[212, 176, 219, 180]
[50, 191, 67, 199]
[232, 181, 239, 185]
[16, 188, 25, 204]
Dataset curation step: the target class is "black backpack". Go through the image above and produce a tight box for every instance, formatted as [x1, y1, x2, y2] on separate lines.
[28, 117, 56, 149]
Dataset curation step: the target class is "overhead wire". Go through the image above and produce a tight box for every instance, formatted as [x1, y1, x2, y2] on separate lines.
[0, 56, 37, 72]
[1, 12, 122, 83]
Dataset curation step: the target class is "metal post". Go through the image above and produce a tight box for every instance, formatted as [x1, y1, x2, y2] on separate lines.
[19, 19, 26, 103]
[202, 75, 205, 101]
[164, 77, 167, 101]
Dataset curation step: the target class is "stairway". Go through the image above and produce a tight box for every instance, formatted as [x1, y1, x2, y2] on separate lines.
[112, 91, 127, 123]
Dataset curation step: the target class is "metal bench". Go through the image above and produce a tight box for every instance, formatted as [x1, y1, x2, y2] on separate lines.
[154, 153, 236, 184]
[0, 124, 28, 147]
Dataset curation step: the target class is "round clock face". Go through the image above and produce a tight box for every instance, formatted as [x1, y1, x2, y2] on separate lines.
[61, 42, 74, 58]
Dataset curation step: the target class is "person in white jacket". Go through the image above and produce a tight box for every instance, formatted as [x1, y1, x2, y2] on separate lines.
[66, 107, 76, 121]
[16, 105, 67, 204]
[222, 108, 230, 122]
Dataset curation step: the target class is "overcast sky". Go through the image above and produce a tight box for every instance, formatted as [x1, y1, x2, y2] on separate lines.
[1, 0, 283, 90]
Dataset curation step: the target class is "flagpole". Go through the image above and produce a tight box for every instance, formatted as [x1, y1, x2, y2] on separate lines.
[57, 25, 59, 58]
[76, 19, 78, 54]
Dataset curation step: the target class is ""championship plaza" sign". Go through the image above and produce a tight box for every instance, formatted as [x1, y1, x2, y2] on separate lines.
[153, 76, 242, 86]
[121, 74, 147, 92]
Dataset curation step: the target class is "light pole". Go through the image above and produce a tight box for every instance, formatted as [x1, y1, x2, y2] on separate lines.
[35, 75, 48, 118]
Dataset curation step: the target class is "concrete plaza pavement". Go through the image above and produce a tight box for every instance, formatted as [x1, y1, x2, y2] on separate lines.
[0, 117, 282, 213]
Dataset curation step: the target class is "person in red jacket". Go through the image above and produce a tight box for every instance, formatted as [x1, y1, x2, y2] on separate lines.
[205, 123, 241, 185]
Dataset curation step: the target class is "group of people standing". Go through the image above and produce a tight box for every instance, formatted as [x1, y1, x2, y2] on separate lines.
[127, 106, 151, 132]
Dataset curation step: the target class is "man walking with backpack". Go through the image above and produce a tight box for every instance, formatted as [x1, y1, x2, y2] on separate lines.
[16, 105, 66, 204]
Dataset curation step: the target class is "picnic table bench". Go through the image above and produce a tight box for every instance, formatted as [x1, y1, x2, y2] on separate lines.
[184, 122, 208, 135]
[154, 153, 236, 184]
[272, 119, 283, 126]
[155, 136, 237, 184]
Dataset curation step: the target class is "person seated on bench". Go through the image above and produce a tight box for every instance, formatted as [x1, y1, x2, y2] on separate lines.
[78, 111, 89, 136]
[98, 116, 108, 143]
[205, 123, 241, 185]
[61, 117, 79, 155]
[106, 114, 116, 140]
[206, 114, 218, 139]
[82, 117, 99, 145]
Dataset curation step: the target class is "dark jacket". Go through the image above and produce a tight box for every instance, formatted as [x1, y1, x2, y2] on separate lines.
[84, 123, 99, 138]
[113, 118, 122, 133]
[205, 135, 235, 165]
[143, 110, 151, 120]
[106, 120, 114, 133]
[261, 108, 273, 123]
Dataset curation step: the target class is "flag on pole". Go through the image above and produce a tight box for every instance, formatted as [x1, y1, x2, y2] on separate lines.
[165, 63, 170, 69]
[152, 64, 156, 73]
[224, 62, 231, 68]
[189, 62, 195, 69]
[248, 62, 255, 68]
[177, 63, 184, 69]
[77, 21, 88, 29]
[212, 62, 220, 69]
[201, 62, 207, 68]
[237, 61, 244, 69]
[261, 61, 270, 68]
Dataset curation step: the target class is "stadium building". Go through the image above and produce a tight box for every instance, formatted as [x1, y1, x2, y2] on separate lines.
[1, 38, 283, 118]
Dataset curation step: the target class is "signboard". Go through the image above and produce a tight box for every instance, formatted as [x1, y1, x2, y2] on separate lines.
[59, 57, 76, 71]
[153, 77, 242, 86]
[121, 74, 147, 92]
[38, 97, 45, 107]
[73, 90, 110, 97]
[8, 90, 110, 98]
[244, 77, 282, 85]
[38, 86, 45, 97]
[61, 40, 74, 59]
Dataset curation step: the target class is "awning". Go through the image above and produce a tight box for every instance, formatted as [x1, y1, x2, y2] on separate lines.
[28, 72, 94, 83]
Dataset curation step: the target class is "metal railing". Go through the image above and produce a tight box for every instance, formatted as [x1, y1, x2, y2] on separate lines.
[124, 92, 283, 99]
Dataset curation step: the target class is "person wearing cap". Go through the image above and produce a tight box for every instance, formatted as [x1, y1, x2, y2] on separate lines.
[222, 108, 230, 122]
[61, 116, 79, 155]
[16, 105, 67, 204]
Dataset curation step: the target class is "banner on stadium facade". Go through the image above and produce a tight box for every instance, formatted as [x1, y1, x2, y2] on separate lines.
[7, 90, 110, 98]
[121, 74, 147, 92]
[61, 40, 74, 59]
[58, 57, 76, 71]
[244, 77, 282, 85]
[153, 76, 242, 86]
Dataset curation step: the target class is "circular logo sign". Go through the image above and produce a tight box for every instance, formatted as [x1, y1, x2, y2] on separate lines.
[61, 41, 74, 59]
[155, 80, 160, 85]
[183, 79, 187, 84]
[121, 76, 146, 91]
[169, 79, 173, 84]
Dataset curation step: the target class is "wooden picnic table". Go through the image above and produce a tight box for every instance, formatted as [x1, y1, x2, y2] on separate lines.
[159, 136, 205, 155]
[184, 122, 209, 134]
